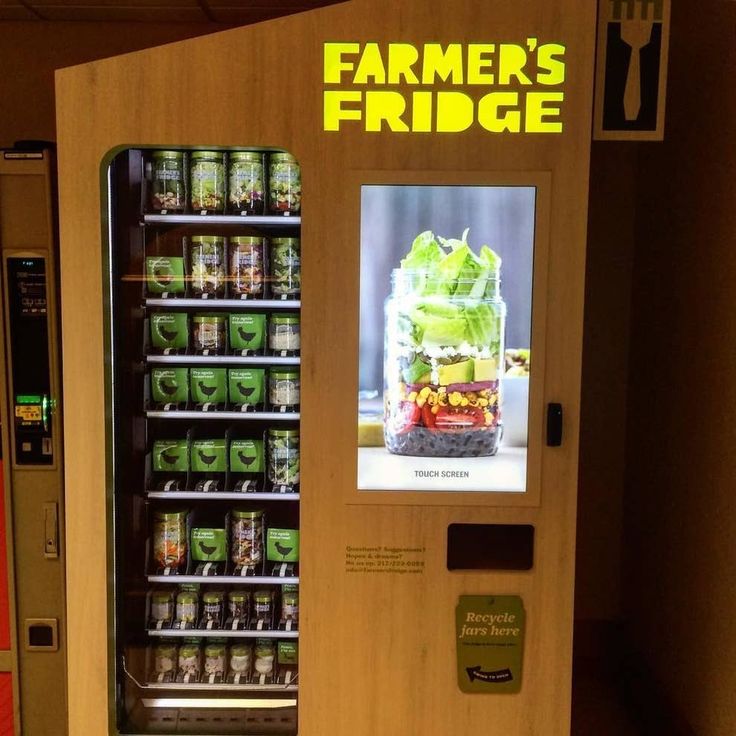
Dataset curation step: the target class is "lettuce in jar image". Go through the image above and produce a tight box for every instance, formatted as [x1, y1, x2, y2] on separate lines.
[383, 230, 506, 457]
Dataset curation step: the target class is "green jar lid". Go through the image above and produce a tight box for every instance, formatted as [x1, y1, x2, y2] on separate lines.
[271, 237, 300, 247]
[193, 314, 226, 323]
[231, 644, 251, 656]
[155, 642, 177, 653]
[271, 313, 300, 325]
[229, 591, 249, 602]
[152, 591, 171, 602]
[230, 151, 262, 162]
[270, 152, 297, 163]
[254, 591, 271, 602]
[283, 592, 299, 605]
[232, 508, 264, 519]
[191, 151, 224, 161]
[270, 369, 300, 380]
[205, 643, 226, 655]
[179, 644, 200, 657]
[203, 592, 223, 604]
[191, 235, 225, 245]
[177, 592, 198, 604]
[154, 509, 188, 520]
[153, 150, 183, 160]
[230, 236, 265, 246]
[269, 429, 300, 439]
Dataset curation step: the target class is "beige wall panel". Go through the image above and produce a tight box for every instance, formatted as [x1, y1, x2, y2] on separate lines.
[56, 1, 596, 733]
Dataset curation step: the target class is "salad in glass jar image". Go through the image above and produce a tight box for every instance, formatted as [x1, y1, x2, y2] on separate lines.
[383, 230, 506, 458]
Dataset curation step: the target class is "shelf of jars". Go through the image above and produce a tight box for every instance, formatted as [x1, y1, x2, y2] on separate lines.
[140, 682, 298, 692]
[147, 576, 300, 585]
[147, 492, 299, 502]
[148, 629, 298, 639]
[145, 298, 301, 310]
[146, 410, 300, 421]
[143, 214, 301, 227]
[147, 354, 300, 366]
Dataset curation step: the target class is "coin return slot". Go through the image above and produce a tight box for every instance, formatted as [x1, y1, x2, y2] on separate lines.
[447, 524, 534, 571]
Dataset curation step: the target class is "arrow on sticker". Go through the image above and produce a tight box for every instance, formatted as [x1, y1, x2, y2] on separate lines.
[466, 666, 514, 684]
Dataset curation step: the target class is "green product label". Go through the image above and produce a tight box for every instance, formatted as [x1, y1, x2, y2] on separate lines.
[190, 368, 227, 404]
[455, 596, 525, 694]
[277, 641, 298, 665]
[191, 528, 227, 562]
[229, 368, 265, 406]
[230, 439, 265, 474]
[267, 529, 299, 562]
[153, 440, 189, 472]
[191, 439, 227, 473]
[151, 313, 189, 350]
[151, 368, 189, 404]
[146, 256, 185, 294]
[229, 313, 266, 351]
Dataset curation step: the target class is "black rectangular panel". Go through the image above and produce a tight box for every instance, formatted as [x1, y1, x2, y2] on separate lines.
[6, 256, 53, 465]
[447, 523, 534, 571]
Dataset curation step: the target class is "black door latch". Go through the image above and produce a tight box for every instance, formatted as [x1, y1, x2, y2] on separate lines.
[546, 403, 563, 446]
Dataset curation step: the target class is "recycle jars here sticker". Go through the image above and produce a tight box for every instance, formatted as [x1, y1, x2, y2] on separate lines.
[456, 595, 525, 694]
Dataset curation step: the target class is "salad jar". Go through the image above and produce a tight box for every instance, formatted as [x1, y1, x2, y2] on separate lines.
[229, 236, 265, 297]
[152, 509, 188, 571]
[151, 591, 174, 622]
[268, 153, 301, 214]
[228, 151, 265, 215]
[228, 590, 250, 620]
[383, 237, 506, 458]
[153, 642, 178, 678]
[281, 589, 299, 624]
[176, 591, 199, 625]
[253, 590, 272, 622]
[202, 591, 224, 626]
[177, 640, 202, 680]
[150, 151, 186, 213]
[193, 313, 226, 354]
[269, 369, 300, 409]
[229, 643, 252, 679]
[204, 641, 227, 678]
[270, 238, 301, 296]
[190, 236, 226, 297]
[254, 639, 276, 676]
[190, 151, 225, 213]
[230, 508, 264, 568]
[269, 314, 300, 354]
[268, 429, 300, 487]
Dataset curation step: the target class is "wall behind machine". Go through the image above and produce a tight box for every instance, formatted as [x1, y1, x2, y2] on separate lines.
[0, 21, 225, 147]
[624, 1, 736, 734]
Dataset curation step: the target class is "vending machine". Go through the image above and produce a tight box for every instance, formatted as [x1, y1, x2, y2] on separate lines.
[0, 145, 67, 735]
[55, 1, 595, 734]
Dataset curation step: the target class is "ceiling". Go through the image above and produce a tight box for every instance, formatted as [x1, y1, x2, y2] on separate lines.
[0, 0, 344, 24]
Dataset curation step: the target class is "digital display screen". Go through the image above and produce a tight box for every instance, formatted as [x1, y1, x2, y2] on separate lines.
[357, 185, 535, 493]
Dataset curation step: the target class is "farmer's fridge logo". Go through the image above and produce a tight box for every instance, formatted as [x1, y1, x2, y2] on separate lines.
[323, 40, 566, 133]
